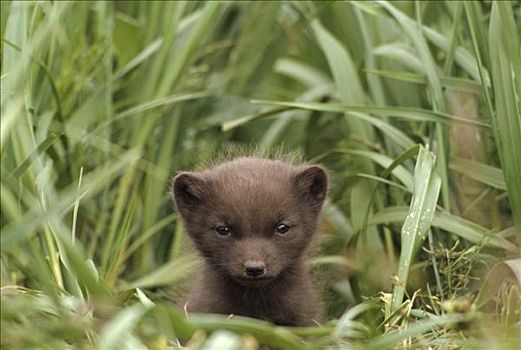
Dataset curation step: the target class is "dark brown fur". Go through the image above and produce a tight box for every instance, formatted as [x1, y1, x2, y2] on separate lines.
[172, 157, 328, 326]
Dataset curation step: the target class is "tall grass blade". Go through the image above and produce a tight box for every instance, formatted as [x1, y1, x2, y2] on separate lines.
[450, 157, 506, 190]
[369, 207, 517, 252]
[8, 132, 61, 178]
[249, 100, 490, 127]
[391, 146, 441, 311]
[365, 69, 481, 94]
[378, 1, 449, 212]
[339, 149, 414, 191]
[488, 2, 521, 243]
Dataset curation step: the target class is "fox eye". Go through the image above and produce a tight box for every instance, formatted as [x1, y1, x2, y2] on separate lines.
[276, 223, 291, 235]
[215, 225, 231, 237]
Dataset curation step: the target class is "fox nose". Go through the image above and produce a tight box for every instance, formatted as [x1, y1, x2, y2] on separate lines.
[244, 261, 266, 277]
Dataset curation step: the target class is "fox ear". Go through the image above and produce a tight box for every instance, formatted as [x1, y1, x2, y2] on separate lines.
[293, 165, 328, 209]
[172, 172, 207, 216]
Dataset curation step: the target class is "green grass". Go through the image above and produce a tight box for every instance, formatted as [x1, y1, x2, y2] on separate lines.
[1, 1, 520, 349]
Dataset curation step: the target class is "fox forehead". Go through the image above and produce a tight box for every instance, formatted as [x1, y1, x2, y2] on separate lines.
[188, 159, 298, 232]
[203, 181, 298, 232]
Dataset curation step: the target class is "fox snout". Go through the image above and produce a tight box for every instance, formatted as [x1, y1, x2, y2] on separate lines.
[243, 260, 266, 277]
[228, 239, 280, 282]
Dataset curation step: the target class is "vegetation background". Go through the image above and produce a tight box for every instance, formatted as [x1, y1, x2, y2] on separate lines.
[1, 1, 520, 349]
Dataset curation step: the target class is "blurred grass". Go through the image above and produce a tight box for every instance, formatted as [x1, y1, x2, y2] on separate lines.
[1, 1, 520, 349]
